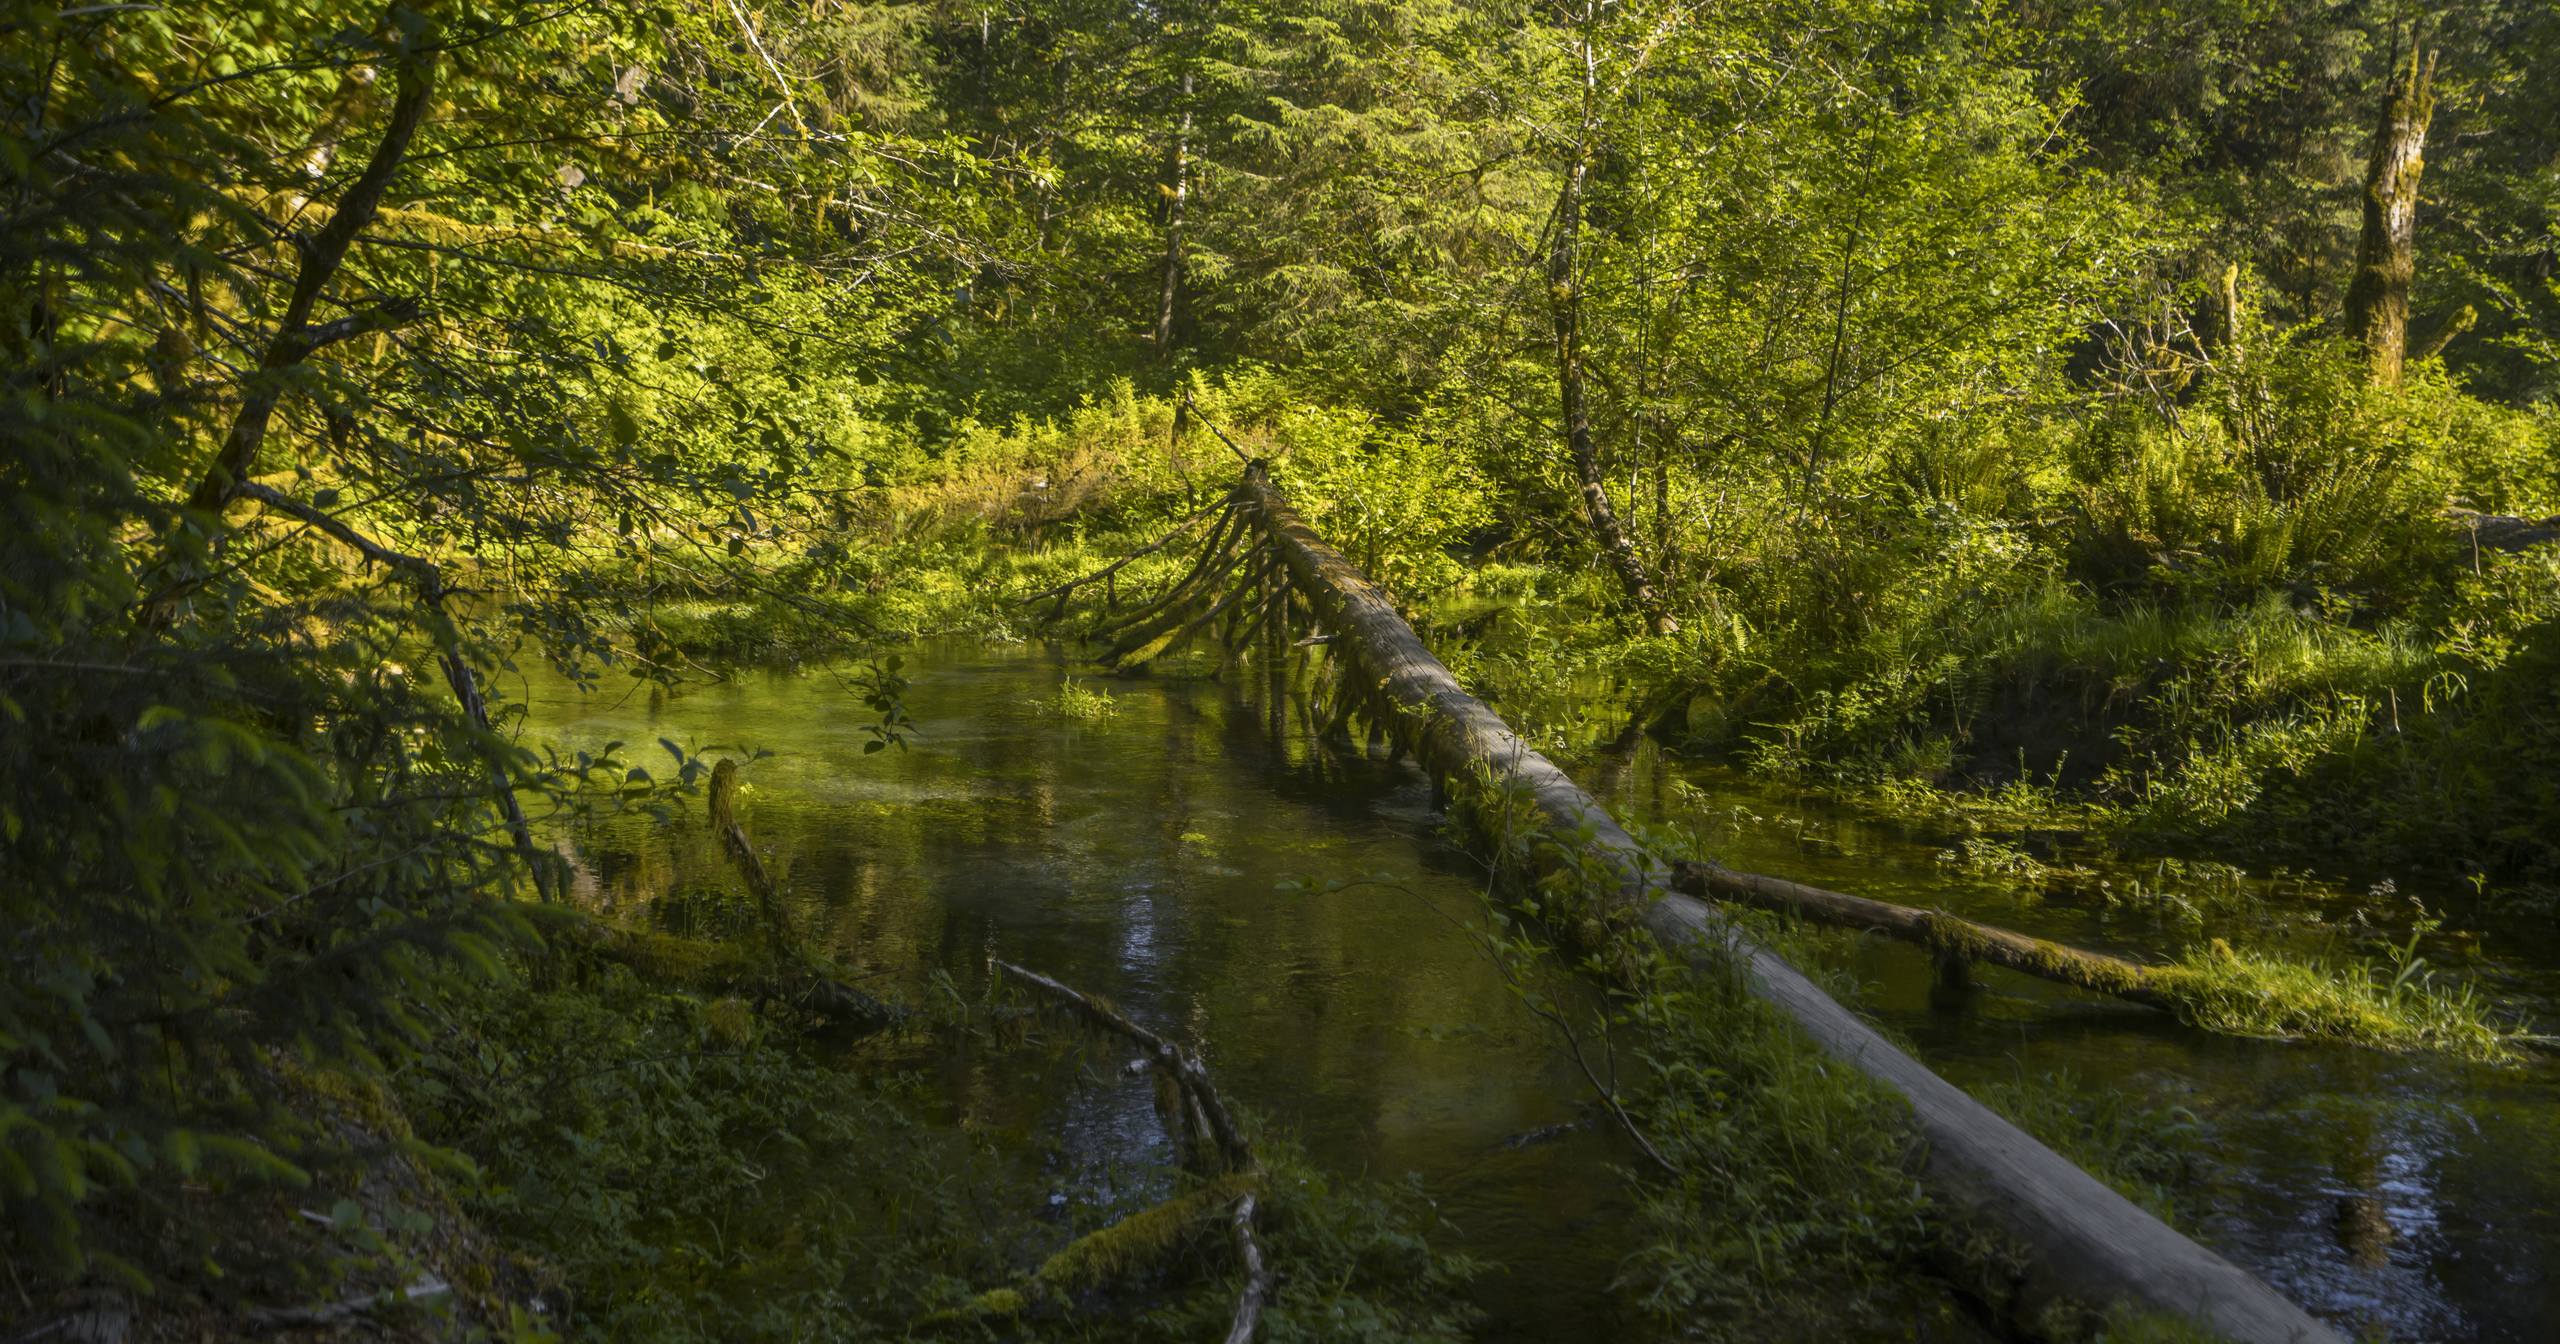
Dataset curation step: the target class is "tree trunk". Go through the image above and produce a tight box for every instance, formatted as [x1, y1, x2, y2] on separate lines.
[1154, 73, 1193, 359]
[1231, 464, 2339, 1344]
[1548, 153, 1675, 635]
[2343, 41, 2437, 388]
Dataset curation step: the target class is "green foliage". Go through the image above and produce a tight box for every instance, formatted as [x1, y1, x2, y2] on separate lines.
[1610, 931, 1945, 1338]
[0, 0, 968, 1300]
[1272, 406, 1493, 598]
[1974, 1072, 2211, 1226]
[9, 0, 2560, 1328]
[1043, 676, 1119, 722]
[1441, 786, 1946, 1337]
[395, 968, 1013, 1340]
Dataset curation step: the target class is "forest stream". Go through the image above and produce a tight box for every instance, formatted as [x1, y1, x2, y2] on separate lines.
[525, 641, 2560, 1343]
[21, 3, 2560, 1337]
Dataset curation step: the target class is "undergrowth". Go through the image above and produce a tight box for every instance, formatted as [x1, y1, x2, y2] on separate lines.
[393, 940, 1480, 1343]
[2152, 937, 2520, 1061]
[1443, 780, 1955, 1339]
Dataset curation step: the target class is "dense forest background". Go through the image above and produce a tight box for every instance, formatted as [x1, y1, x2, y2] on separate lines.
[4, 0, 2555, 1338]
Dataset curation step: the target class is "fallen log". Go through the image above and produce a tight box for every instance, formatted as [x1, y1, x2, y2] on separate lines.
[1671, 860, 2182, 1013]
[1230, 463, 2339, 1344]
[2446, 506, 2560, 555]
[995, 960, 1268, 1341]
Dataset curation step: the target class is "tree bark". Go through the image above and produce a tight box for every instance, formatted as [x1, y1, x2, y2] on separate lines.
[2343, 41, 2437, 388]
[1231, 463, 2339, 1344]
[1549, 146, 1674, 634]
[1154, 72, 1193, 359]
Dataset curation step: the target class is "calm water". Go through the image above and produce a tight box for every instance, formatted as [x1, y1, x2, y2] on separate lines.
[522, 641, 1640, 1341]
[519, 639, 2560, 1341]
[1583, 753, 2560, 1342]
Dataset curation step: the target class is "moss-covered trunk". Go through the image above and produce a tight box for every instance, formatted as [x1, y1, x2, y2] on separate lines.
[2343, 42, 2437, 388]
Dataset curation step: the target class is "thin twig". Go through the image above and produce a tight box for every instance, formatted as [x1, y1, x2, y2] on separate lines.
[1180, 392, 1257, 466]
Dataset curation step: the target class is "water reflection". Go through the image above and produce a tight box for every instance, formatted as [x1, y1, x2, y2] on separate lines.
[523, 640, 2560, 1341]
[1582, 740, 2560, 1342]
[523, 641, 1640, 1342]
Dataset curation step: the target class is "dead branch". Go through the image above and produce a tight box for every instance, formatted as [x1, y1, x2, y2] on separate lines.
[993, 958, 1272, 1341]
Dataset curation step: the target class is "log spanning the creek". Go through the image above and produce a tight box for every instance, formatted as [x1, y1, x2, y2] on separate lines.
[1671, 860, 2187, 1013]
[1209, 463, 2340, 1344]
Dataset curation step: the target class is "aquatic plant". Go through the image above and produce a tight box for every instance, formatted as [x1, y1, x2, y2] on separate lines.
[2150, 938, 2521, 1062]
[1046, 676, 1120, 722]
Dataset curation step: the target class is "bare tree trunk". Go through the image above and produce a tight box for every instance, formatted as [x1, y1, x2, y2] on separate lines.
[1548, 151, 1675, 635]
[2344, 40, 2437, 388]
[1153, 73, 1193, 359]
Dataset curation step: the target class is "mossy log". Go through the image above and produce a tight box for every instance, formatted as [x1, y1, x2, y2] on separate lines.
[1669, 861, 2181, 1013]
[919, 1175, 1260, 1330]
[1229, 463, 2340, 1344]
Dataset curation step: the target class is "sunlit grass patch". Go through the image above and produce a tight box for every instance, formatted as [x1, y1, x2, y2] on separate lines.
[2151, 937, 2522, 1062]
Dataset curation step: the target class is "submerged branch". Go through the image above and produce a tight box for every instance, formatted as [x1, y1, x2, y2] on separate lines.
[994, 959, 1251, 1172]
[986, 959, 1272, 1341]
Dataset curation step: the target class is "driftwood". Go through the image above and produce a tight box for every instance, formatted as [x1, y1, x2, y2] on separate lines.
[995, 960, 1269, 1342]
[1226, 463, 2340, 1343]
[1671, 861, 2183, 1014]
